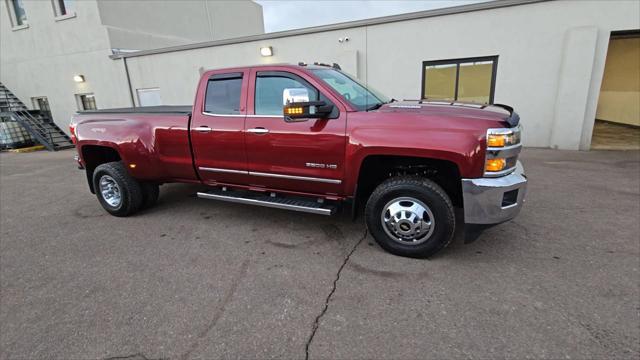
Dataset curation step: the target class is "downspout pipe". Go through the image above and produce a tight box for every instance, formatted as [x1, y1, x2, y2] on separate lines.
[123, 57, 136, 108]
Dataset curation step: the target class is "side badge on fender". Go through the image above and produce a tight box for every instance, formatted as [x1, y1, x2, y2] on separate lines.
[306, 162, 337, 169]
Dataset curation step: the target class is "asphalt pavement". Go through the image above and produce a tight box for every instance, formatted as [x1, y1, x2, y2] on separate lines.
[0, 148, 638, 359]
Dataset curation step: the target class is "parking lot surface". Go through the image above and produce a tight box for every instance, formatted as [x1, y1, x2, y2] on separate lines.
[1, 148, 639, 359]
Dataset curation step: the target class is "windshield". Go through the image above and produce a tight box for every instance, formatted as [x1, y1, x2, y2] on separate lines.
[311, 69, 390, 111]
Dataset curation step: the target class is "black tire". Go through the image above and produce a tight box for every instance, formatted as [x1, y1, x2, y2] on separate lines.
[365, 176, 455, 258]
[92, 161, 143, 217]
[140, 182, 160, 209]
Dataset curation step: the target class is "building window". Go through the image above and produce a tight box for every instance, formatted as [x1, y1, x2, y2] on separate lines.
[6, 0, 28, 27]
[76, 94, 97, 111]
[136, 88, 162, 107]
[52, 0, 75, 18]
[422, 56, 498, 104]
[204, 74, 243, 115]
[31, 97, 51, 112]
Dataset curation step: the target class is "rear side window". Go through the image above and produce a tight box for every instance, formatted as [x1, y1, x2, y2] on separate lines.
[204, 74, 242, 114]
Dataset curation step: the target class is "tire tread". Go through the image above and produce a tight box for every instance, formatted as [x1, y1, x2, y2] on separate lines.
[365, 175, 455, 258]
[93, 161, 143, 217]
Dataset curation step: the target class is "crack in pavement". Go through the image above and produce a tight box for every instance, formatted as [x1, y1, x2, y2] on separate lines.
[179, 259, 250, 360]
[304, 228, 368, 360]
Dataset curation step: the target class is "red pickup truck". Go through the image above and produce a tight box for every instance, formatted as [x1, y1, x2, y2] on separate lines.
[70, 63, 527, 258]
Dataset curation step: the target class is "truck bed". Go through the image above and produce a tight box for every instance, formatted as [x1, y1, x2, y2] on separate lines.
[77, 105, 192, 115]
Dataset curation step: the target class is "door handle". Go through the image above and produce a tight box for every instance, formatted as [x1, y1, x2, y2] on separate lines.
[247, 127, 269, 135]
[194, 126, 212, 133]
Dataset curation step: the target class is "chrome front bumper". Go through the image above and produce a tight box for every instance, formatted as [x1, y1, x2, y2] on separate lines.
[461, 161, 527, 224]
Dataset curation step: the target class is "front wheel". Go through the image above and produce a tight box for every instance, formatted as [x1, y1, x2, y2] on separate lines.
[365, 176, 455, 258]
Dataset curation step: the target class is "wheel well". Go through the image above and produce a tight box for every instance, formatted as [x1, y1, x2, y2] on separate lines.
[81, 145, 121, 193]
[356, 155, 463, 207]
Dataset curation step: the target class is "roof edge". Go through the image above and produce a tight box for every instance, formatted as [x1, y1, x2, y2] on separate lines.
[110, 0, 550, 60]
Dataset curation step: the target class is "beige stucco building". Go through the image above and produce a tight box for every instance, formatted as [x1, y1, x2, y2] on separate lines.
[1, 0, 639, 150]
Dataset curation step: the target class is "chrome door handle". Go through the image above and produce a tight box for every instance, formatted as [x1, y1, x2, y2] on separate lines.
[247, 127, 269, 134]
[194, 126, 212, 133]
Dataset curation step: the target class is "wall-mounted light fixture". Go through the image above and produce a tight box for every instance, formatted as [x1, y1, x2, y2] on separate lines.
[260, 46, 273, 57]
[73, 75, 85, 83]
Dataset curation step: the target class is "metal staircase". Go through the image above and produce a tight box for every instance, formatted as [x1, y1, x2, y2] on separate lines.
[0, 82, 73, 151]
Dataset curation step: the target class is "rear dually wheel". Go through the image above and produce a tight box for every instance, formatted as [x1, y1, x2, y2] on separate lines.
[92, 161, 143, 217]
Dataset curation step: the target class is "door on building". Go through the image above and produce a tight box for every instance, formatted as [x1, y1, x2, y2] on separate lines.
[244, 69, 347, 196]
[191, 70, 250, 185]
[32, 96, 52, 121]
[592, 30, 640, 150]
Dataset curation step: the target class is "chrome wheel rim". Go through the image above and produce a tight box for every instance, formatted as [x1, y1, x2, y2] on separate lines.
[381, 197, 435, 245]
[99, 175, 122, 208]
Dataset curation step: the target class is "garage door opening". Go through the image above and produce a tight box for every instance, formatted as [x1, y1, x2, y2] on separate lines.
[592, 30, 640, 150]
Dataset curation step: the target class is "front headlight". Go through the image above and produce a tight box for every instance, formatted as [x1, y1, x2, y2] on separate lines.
[484, 126, 522, 177]
[486, 127, 521, 148]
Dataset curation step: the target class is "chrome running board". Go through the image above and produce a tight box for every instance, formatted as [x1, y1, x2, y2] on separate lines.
[197, 188, 336, 215]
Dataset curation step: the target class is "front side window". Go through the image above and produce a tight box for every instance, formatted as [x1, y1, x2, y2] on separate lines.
[8, 0, 28, 26]
[76, 94, 97, 111]
[311, 69, 389, 111]
[204, 74, 242, 115]
[423, 56, 498, 104]
[255, 73, 318, 116]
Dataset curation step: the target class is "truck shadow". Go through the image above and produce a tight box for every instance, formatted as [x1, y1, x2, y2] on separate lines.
[141, 183, 510, 263]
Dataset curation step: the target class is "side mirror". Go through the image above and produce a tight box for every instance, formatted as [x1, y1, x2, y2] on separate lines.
[283, 88, 310, 105]
[283, 101, 334, 122]
[282, 88, 333, 122]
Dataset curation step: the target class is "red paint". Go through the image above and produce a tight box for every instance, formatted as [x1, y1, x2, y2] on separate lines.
[191, 68, 251, 185]
[71, 64, 512, 199]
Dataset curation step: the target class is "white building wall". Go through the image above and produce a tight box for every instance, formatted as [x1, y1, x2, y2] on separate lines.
[361, 0, 639, 149]
[97, 0, 264, 50]
[2, 0, 639, 149]
[0, 0, 263, 136]
[0, 0, 131, 131]
[121, 0, 639, 150]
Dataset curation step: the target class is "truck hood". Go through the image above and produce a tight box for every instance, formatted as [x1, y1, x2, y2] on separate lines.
[377, 100, 519, 128]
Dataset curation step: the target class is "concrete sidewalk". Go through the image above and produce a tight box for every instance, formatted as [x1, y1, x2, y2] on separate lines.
[1, 148, 638, 359]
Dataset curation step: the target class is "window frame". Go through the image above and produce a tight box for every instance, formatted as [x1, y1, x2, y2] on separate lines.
[5, 0, 28, 30]
[421, 55, 498, 104]
[203, 72, 244, 116]
[75, 93, 97, 111]
[254, 71, 321, 116]
[31, 96, 51, 112]
[51, 0, 76, 21]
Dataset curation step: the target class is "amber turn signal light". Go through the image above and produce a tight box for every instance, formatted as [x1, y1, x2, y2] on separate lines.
[285, 106, 304, 115]
[485, 158, 506, 172]
[487, 134, 506, 147]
